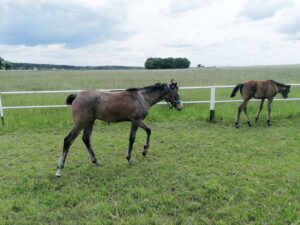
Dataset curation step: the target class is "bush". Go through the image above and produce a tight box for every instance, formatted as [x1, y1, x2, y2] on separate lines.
[0, 56, 12, 70]
[145, 57, 190, 69]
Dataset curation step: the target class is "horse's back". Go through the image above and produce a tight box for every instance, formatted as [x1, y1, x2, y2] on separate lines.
[73, 90, 146, 123]
[73, 90, 128, 106]
[242, 80, 277, 99]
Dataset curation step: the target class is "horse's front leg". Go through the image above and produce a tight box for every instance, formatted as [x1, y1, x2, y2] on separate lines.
[139, 120, 151, 157]
[82, 121, 100, 166]
[126, 122, 139, 164]
[267, 99, 273, 126]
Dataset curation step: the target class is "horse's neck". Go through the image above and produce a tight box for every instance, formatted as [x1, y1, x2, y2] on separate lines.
[274, 82, 283, 93]
[141, 90, 167, 106]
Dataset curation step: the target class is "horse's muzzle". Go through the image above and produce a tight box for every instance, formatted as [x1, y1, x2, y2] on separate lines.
[176, 103, 183, 111]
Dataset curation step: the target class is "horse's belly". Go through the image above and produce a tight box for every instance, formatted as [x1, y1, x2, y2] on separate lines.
[97, 114, 127, 123]
[253, 95, 264, 99]
[254, 91, 266, 99]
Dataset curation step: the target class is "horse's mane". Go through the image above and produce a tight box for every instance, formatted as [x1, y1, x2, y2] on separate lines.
[126, 83, 166, 93]
[270, 80, 286, 87]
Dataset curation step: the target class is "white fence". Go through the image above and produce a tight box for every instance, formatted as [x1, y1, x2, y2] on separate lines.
[1, 84, 300, 125]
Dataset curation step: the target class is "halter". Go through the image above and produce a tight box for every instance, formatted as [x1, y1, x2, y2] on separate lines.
[167, 84, 171, 92]
[166, 84, 181, 107]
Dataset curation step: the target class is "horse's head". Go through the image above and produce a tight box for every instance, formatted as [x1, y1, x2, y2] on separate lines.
[165, 79, 183, 111]
[281, 85, 291, 99]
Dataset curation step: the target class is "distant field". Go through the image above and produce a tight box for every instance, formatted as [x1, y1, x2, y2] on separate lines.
[2, 66, 300, 91]
[1, 67, 300, 224]
[1, 66, 300, 128]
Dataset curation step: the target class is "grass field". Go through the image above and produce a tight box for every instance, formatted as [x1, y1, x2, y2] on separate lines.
[1, 67, 300, 224]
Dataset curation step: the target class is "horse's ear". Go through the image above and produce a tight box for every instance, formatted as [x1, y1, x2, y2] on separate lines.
[170, 82, 177, 89]
[170, 79, 178, 88]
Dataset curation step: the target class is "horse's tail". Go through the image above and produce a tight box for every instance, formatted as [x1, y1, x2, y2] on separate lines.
[66, 94, 77, 105]
[230, 84, 243, 98]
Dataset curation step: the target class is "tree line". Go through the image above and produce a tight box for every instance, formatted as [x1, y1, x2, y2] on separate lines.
[145, 57, 191, 69]
[1, 56, 191, 70]
[9, 63, 142, 70]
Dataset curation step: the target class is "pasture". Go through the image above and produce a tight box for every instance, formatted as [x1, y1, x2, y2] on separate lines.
[1, 67, 300, 224]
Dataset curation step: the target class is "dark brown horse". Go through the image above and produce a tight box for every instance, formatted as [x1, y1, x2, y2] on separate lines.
[230, 80, 290, 128]
[55, 80, 183, 177]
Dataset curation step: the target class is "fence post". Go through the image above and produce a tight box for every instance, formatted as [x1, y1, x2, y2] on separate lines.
[0, 94, 4, 125]
[210, 87, 216, 122]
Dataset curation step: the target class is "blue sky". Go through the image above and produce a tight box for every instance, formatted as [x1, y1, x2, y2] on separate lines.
[0, 0, 300, 66]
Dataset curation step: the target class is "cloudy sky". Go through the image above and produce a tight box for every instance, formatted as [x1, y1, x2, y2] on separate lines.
[0, 0, 300, 67]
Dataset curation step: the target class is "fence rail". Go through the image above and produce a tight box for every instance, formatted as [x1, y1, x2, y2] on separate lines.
[1, 84, 300, 125]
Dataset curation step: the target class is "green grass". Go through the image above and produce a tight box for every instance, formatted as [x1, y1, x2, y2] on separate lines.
[1, 67, 300, 129]
[1, 67, 300, 224]
[1, 121, 300, 224]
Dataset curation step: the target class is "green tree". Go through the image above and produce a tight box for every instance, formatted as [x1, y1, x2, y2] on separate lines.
[0, 57, 12, 70]
[4, 62, 12, 70]
[145, 57, 190, 69]
[0, 57, 4, 69]
[174, 58, 191, 68]
[162, 57, 175, 69]
[145, 58, 155, 69]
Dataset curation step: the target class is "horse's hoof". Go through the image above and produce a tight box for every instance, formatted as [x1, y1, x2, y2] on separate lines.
[142, 151, 147, 157]
[55, 169, 62, 177]
[247, 121, 252, 127]
[92, 159, 101, 167]
[255, 118, 258, 122]
[235, 122, 239, 129]
[128, 160, 134, 165]
[267, 120, 271, 126]
[126, 155, 131, 162]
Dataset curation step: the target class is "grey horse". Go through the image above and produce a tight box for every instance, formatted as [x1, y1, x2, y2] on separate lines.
[56, 80, 183, 177]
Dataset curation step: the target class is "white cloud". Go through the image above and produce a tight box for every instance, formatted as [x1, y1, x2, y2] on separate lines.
[0, 0, 129, 47]
[275, 2, 300, 39]
[0, 0, 300, 66]
[240, 0, 293, 20]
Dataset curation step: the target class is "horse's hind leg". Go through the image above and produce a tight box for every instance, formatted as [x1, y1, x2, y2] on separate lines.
[242, 101, 252, 126]
[126, 122, 139, 164]
[235, 105, 242, 128]
[82, 120, 100, 166]
[236, 99, 251, 128]
[235, 102, 244, 128]
[267, 99, 273, 126]
[56, 126, 82, 177]
[139, 120, 151, 157]
[255, 99, 265, 122]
